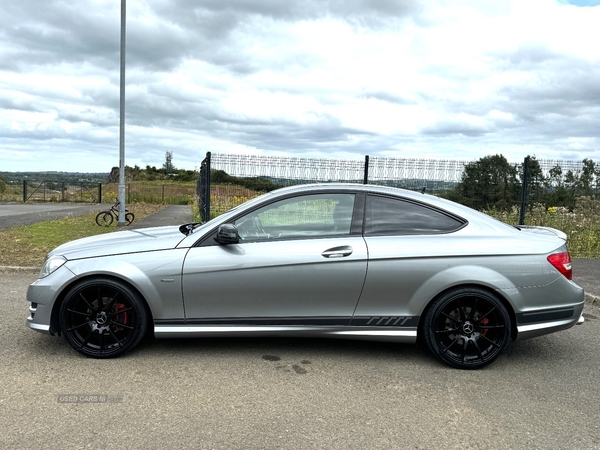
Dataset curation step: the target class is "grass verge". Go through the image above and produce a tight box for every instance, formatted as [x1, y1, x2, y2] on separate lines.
[0, 203, 165, 267]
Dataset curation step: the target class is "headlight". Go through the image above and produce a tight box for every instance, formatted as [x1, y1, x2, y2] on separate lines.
[39, 255, 67, 278]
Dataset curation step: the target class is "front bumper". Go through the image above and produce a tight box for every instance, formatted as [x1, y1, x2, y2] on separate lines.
[26, 265, 78, 335]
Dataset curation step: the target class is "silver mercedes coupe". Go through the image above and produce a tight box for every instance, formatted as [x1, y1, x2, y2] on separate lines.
[26, 184, 585, 369]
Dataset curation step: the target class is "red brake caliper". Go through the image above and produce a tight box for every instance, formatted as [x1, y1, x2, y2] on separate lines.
[113, 304, 129, 331]
[480, 317, 489, 336]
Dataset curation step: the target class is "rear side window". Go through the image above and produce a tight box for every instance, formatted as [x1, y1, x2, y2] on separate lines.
[365, 195, 465, 236]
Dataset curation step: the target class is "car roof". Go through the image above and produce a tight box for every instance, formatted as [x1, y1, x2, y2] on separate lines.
[270, 183, 457, 208]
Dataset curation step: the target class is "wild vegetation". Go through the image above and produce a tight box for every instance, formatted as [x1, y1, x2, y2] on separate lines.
[485, 197, 600, 258]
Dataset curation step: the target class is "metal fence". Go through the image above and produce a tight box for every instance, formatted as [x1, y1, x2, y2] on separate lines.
[16, 181, 101, 203]
[101, 183, 195, 205]
[197, 152, 600, 222]
[0, 181, 196, 205]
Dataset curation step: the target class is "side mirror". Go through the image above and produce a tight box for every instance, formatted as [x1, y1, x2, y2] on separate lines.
[215, 223, 239, 245]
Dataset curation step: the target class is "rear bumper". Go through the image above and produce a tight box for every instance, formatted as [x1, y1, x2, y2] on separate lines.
[515, 302, 584, 341]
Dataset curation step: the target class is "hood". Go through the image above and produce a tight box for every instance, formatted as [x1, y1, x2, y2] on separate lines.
[49, 226, 188, 260]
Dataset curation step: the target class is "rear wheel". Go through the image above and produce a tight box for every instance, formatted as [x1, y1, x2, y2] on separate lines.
[423, 287, 511, 369]
[59, 278, 149, 358]
[95, 212, 113, 226]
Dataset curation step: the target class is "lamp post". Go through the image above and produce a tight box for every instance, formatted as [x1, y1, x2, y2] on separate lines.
[118, 0, 126, 226]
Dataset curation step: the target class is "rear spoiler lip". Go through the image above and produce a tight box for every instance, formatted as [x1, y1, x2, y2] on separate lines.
[518, 226, 568, 241]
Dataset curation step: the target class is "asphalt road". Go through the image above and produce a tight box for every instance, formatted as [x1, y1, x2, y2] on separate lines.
[0, 203, 107, 229]
[1, 271, 599, 449]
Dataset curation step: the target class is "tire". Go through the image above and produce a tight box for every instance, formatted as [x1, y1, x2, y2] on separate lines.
[423, 287, 511, 370]
[59, 278, 149, 358]
[96, 212, 113, 227]
[125, 212, 135, 226]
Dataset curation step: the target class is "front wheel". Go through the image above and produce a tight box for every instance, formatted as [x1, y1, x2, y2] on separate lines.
[59, 278, 149, 358]
[125, 212, 134, 226]
[95, 212, 113, 226]
[423, 287, 511, 369]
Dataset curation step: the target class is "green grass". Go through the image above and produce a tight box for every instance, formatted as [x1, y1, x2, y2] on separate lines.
[0, 204, 165, 267]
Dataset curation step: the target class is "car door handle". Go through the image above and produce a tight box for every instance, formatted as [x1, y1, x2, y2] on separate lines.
[321, 246, 353, 258]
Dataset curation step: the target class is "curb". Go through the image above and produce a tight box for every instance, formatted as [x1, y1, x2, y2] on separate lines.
[586, 293, 599, 306]
[0, 266, 40, 274]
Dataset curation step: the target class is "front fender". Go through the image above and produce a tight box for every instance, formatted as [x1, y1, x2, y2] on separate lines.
[65, 249, 188, 321]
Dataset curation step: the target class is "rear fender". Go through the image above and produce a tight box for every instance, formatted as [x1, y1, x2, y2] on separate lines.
[411, 265, 520, 315]
[411, 265, 521, 339]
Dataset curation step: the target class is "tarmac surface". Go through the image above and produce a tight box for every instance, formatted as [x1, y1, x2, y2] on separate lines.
[0, 203, 194, 230]
[0, 203, 597, 301]
[128, 204, 194, 229]
[0, 203, 107, 229]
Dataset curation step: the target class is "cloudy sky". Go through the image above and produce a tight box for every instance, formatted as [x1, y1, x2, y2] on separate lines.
[1, 0, 599, 173]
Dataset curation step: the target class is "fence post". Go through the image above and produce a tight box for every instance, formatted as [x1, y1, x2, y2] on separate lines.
[23, 180, 27, 202]
[198, 152, 211, 222]
[519, 156, 530, 226]
[98, 183, 102, 203]
[363, 155, 369, 184]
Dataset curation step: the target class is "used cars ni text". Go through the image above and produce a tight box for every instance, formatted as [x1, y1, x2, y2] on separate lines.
[26, 184, 584, 369]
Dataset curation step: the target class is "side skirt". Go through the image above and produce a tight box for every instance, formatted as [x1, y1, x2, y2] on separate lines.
[154, 325, 417, 343]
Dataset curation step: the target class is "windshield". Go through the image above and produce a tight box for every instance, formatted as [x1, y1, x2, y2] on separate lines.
[192, 190, 276, 233]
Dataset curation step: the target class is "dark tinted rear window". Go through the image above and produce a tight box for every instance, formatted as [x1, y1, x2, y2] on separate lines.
[365, 195, 465, 236]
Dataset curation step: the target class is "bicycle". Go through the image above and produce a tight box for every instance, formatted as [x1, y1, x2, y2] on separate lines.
[95, 201, 135, 226]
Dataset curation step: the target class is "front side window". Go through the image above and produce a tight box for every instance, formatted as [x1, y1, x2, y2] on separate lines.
[234, 193, 355, 241]
[365, 195, 465, 236]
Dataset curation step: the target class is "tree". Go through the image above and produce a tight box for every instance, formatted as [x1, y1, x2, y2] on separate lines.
[577, 158, 599, 196]
[519, 156, 545, 205]
[449, 154, 519, 210]
[163, 151, 175, 175]
[543, 164, 576, 209]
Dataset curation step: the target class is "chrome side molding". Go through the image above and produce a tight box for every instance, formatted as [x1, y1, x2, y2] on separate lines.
[154, 325, 417, 343]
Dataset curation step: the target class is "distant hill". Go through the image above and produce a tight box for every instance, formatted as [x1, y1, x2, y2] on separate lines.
[0, 171, 109, 184]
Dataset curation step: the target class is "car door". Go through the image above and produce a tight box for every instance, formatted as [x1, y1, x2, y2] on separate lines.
[182, 192, 368, 324]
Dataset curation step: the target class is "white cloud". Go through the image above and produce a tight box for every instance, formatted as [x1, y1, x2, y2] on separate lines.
[1, 0, 599, 172]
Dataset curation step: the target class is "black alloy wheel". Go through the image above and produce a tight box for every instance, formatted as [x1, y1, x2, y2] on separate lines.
[95, 212, 114, 227]
[59, 278, 148, 358]
[423, 287, 512, 369]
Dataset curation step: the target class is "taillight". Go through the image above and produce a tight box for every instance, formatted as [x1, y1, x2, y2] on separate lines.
[547, 252, 572, 280]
